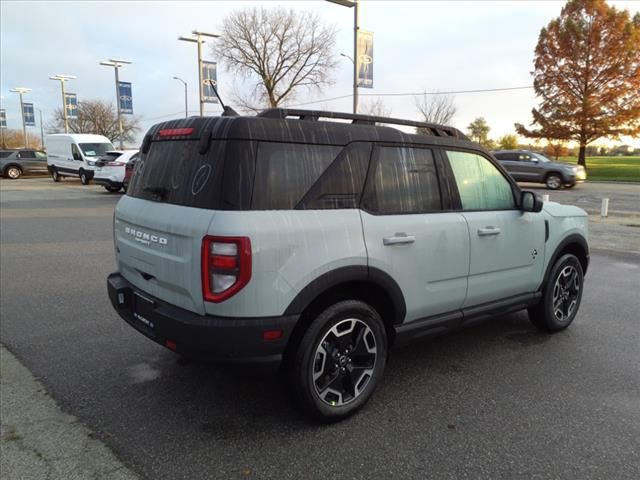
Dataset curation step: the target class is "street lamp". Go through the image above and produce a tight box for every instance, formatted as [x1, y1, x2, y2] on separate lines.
[99, 58, 131, 149]
[178, 30, 220, 116]
[37, 108, 45, 149]
[173, 77, 188, 118]
[49, 74, 76, 133]
[9, 87, 31, 148]
[327, 0, 359, 114]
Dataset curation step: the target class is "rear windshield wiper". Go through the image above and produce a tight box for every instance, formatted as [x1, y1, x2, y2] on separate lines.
[143, 186, 169, 201]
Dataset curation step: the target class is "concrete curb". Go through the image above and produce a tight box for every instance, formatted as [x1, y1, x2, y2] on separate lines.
[0, 345, 139, 480]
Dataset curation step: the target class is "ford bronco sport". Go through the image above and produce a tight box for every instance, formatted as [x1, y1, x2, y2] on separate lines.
[107, 109, 589, 421]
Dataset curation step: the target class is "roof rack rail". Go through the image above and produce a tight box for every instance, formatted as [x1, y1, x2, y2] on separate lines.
[257, 108, 468, 140]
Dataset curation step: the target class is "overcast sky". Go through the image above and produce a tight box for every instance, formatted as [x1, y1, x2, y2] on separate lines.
[1, 0, 639, 147]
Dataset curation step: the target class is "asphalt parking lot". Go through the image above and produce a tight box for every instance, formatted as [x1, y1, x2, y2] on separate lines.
[1, 178, 639, 480]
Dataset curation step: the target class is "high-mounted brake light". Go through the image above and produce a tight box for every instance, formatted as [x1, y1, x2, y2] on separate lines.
[201, 236, 251, 303]
[158, 127, 194, 137]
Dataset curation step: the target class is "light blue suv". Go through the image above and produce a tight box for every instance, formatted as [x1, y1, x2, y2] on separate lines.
[108, 109, 589, 421]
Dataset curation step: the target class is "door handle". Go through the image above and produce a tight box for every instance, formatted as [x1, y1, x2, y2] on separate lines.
[477, 226, 501, 237]
[383, 233, 415, 246]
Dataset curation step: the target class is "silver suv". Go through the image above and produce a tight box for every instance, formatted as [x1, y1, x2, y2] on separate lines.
[107, 109, 589, 421]
[493, 150, 587, 190]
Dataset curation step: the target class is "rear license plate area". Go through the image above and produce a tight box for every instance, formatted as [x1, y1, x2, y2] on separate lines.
[133, 293, 156, 332]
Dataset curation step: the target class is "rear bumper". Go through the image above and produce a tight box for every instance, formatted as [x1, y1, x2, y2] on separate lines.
[94, 177, 123, 189]
[107, 272, 298, 363]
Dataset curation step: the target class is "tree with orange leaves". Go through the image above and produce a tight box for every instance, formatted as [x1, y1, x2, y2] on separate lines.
[516, 0, 640, 168]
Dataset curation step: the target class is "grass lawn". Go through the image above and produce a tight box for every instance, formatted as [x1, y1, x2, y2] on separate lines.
[558, 156, 640, 182]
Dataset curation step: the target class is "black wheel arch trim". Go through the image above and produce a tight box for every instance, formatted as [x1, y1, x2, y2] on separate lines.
[283, 265, 407, 324]
[541, 233, 589, 289]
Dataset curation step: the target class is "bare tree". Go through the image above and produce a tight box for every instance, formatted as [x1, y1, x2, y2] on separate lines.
[360, 98, 391, 118]
[213, 7, 338, 110]
[415, 92, 457, 135]
[49, 99, 140, 145]
[0, 129, 42, 149]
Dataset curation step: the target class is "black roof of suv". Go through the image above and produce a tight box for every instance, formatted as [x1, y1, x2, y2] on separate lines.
[128, 109, 496, 211]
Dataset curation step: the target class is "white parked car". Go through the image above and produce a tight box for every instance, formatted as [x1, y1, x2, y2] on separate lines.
[93, 150, 139, 193]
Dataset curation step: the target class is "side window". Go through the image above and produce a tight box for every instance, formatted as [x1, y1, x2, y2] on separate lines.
[519, 153, 532, 162]
[35, 151, 47, 159]
[251, 142, 341, 210]
[71, 144, 81, 160]
[446, 150, 516, 210]
[298, 143, 371, 209]
[362, 146, 441, 214]
[19, 151, 36, 158]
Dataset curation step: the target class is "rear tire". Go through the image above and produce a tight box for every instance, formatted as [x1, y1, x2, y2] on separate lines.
[79, 170, 90, 185]
[545, 174, 562, 190]
[528, 253, 584, 333]
[51, 168, 61, 182]
[287, 300, 387, 422]
[5, 165, 22, 179]
[104, 185, 121, 193]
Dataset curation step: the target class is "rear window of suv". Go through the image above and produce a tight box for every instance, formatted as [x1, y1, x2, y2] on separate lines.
[127, 140, 226, 209]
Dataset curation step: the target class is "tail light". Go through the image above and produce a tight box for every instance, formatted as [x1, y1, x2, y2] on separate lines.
[202, 236, 251, 303]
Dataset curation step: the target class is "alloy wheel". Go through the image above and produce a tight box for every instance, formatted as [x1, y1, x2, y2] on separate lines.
[552, 265, 580, 322]
[312, 318, 377, 407]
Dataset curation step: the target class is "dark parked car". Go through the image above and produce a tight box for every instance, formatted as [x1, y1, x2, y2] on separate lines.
[0, 149, 48, 179]
[493, 150, 586, 190]
[122, 154, 139, 192]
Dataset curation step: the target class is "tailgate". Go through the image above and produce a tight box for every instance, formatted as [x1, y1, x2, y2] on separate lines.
[114, 195, 215, 315]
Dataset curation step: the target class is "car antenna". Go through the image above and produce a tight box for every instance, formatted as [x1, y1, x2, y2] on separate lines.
[206, 79, 239, 117]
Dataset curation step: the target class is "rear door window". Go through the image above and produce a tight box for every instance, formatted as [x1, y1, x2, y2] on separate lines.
[362, 146, 442, 214]
[251, 142, 341, 210]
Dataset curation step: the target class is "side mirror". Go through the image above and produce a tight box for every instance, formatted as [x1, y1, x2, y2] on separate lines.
[521, 191, 543, 212]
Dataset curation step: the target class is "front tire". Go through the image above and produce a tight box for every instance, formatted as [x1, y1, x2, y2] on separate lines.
[545, 174, 563, 190]
[288, 300, 388, 422]
[528, 253, 584, 332]
[5, 166, 22, 179]
[79, 170, 90, 185]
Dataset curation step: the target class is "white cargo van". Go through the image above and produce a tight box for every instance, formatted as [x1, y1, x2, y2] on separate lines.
[45, 134, 114, 185]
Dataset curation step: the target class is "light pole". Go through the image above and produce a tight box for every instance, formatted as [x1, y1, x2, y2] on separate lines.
[99, 58, 131, 149]
[327, 0, 359, 114]
[173, 77, 188, 118]
[49, 74, 76, 133]
[178, 30, 220, 116]
[10, 87, 31, 147]
[37, 108, 45, 149]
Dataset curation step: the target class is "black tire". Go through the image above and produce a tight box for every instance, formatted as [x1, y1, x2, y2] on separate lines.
[51, 168, 61, 182]
[104, 185, 121, 193]
[528, 253, 584, 333]
[287, 300, 387, 422]
[5, 165, 22, 179]
[79, 170, 90, 185]
[564, 183, 576, 189]
[545, 173, 563, 190]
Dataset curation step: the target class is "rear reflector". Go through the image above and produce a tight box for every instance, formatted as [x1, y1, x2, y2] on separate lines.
[158, 127, 194, 137]
[262, 330, 283, 341]
[164, 340, 177, 351]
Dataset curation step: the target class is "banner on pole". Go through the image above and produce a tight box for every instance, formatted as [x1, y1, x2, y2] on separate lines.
[65, 93, 78, 119]
[23, 103, 35, 126]
[118, 82, 133, 114]
[357, 30, 374, 88]
[201, 61, 219, 104]
[0, 109, 6, 128]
